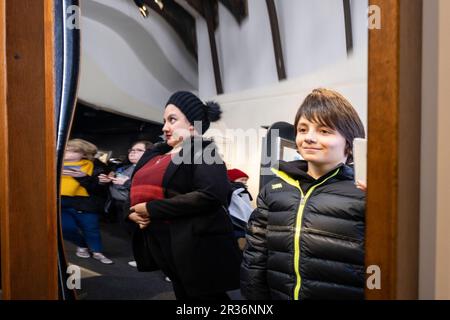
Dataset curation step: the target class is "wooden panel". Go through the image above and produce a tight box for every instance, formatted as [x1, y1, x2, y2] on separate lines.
[43, 0, 58, 299]
[0, 0, 10, 298]
[366, 0, 400, 299]
[1, 0, 57, 299]
[366, 0, 422, 299]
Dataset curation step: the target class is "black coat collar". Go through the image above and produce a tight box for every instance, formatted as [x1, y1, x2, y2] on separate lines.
[277, 160, 354, 183]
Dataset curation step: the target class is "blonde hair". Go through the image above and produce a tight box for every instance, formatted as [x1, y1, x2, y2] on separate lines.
[66, 139, 97, 161]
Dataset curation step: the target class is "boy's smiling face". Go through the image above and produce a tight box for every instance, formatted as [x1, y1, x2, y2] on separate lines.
[296, 116, 348, 168]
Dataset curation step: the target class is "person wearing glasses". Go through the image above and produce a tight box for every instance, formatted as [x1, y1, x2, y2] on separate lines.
[99, 141, 153, 267]
[128, 91, 241, 300]
[99, 141, 153, 222]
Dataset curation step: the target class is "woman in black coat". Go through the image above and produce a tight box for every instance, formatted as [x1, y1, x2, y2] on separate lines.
[128, 91, 241, 300]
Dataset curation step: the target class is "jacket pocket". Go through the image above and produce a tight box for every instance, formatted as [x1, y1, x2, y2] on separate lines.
[267, 225, 294, 232]
[303, 227, 362, 244]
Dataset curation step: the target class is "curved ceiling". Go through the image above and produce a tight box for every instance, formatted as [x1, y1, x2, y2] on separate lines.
[78, 0, 198, 122]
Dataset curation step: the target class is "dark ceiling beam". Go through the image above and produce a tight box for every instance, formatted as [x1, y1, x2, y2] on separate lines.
[142, 0, 198, 59]
[219, 0, 248, 25]
[185, 0, 205, 16]
[343, 0, 354, 55]
[185, 0, 247, 27]
[266, 0, 286, 81]
[202, 0, 224, 94]
[185, 0, 219, 30]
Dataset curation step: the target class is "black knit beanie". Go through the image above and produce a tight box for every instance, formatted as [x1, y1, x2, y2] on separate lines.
[165, 91, 222, 133]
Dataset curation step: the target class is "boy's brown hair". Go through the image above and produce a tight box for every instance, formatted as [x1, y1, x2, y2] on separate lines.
[294, 88, 365, 163]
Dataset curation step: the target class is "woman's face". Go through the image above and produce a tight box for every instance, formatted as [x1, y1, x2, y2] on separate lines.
[296, 116, 347, 167]
[128, 143, 146, 164]
[64, 147, 83, 162]
[162, 104, 194, 147]
[234, 177, 248, 185]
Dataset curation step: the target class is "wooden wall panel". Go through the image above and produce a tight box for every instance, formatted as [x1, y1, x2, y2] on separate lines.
[367, 0, 400, 300]
[0, 0, 10, 299]
[366, 0, 422, 299]
[0, 0, 57, 299]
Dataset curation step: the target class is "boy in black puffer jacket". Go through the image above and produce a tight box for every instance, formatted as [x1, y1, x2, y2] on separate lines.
[241, 88, 366, 300]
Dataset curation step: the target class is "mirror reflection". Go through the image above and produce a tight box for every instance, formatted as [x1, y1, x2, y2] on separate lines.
[61, 0, 369, 300]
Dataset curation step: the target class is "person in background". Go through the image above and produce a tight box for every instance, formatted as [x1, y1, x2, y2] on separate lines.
[99, 140, 153, 268]
[227, 169, 253, 201]
[128, 91, 241, 300]
[241, 88, 366, 300]
[61, 139, 113, 264]
[100, 141, 153, 224]
[227, 169, 254, 251]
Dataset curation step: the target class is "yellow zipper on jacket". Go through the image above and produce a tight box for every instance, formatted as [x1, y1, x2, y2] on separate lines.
[271, 167, 340, 300]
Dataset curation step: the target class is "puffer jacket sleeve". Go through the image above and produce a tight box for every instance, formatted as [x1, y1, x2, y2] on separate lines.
[240, 186, 271, 300]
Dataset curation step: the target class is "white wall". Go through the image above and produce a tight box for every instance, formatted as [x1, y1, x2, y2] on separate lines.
[79, 17, 169, 120]
[215, 0, 278, 94]
[196, 17, 217, 98]
[199, 0, 368, 98]
[420, 0, 450, 300]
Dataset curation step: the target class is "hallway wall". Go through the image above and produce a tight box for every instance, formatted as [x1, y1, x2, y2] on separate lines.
[420, 0, 450, 299]
[197, 0, 368, 97]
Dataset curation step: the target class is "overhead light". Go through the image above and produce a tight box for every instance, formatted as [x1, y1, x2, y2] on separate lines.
[154, 0, 164, 10]
[133, 0, 163, 18]
[133, 0, 149, 18]
[139, 5, 149, 17]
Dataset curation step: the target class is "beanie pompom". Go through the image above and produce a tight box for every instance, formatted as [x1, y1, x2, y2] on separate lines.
[205, 101, 222, 122]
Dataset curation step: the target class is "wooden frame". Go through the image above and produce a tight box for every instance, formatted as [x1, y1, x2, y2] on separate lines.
[0, 0, 57, 299]
[0, 0, 8, 299]
[366, 0, 422, 299]
[0, 0, 423, 300]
